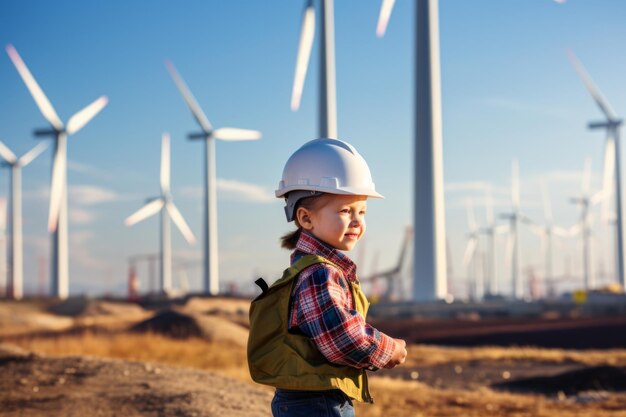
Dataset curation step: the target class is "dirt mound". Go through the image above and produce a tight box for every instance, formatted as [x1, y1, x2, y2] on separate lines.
[131, 309, 248, 347]
[493, 365, 626, 395]
[48, 297, 145, 318]
[0, 346, 272, 417]
[184, 297, 250, 327]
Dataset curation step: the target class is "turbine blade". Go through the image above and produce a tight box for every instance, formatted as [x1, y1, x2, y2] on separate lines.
[18, 142, 48, 167]
[6, 45, 63, 131]
[376, 0, 396, 38]
[161, 133, 170, 194]
[396, 226, 412, 271]
[0, 141, 17, 164]
[47, 138, 67, 232]
[166, 201, 196, 245]
[291, 0, 315, 111]
[66, 96, 108, 135]
[462, 238, 477, 268]
[212, 128, 262, 141]
[566, 49, 617, 120]
[124, 199, 164, 226]
[165, 60, 213, 133]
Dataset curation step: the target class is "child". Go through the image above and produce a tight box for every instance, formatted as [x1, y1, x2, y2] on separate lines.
[248, 138, 407, 417]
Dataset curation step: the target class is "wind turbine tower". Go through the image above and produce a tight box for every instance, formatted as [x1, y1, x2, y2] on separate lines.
[377, 0, 448, 301]
[291, 0, 338, 138]
[6, 45, 108, 299]
[501, 160, 526, 299]
[567, 50, 625, 290]
[0, 141, 47, 299]
[527, 181, 573, 286]
[569, 159, 604, 290]
[125, 133, 196, 294]
[165, 61, 261, 296]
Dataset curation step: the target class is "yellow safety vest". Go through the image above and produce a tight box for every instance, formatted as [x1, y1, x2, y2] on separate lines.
[247, 254, 374, 403]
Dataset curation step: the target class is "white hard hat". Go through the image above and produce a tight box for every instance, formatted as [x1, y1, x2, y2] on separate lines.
[277, 137, 383, 205]
[277, 138, 383, 221]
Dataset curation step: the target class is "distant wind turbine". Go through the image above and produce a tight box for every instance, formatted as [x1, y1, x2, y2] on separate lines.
[500, 160, 532, 299]
[0, 141, 47, 299]
[361, 226, 412, 301]
[567, 49, 625, 290]
[125, 133, 196, 294]
[462, 199, 482, 300]
[291, 0, 338, 138]
[165, 61, 261, 296]
[527, 180, 574, 285]
[0, 198, 6, 297]
[569, 159, 605, 290]
[6, 44, 108, 299]
[478, 186, 509, 296]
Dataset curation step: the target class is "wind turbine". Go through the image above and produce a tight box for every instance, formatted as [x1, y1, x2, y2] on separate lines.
[6, 44, 108, 299]
[500, 160, 531, 299]
[462, 199, 482, 300]
[361, 226, 412, 301]
[165, 61, 261, 296]
[478, 186, 509, 296]
[377, 0, 448, 301]
[569, 159, 605, 290]
[0, 141, 47, 299]
[125, 133, 196, 294]
[0, 198, 6, 298]
[291, 0, 338, 138]
[527, 180, 574, 287]
[567, 49, 625, 290]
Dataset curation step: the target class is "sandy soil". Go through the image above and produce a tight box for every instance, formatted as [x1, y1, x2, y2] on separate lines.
[0, 344, 272, 417]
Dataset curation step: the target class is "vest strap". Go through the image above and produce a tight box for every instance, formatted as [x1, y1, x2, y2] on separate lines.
[255, 277, 269, 294]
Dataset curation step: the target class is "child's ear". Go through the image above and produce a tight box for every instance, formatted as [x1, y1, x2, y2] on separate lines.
[296, 207, 314, 230]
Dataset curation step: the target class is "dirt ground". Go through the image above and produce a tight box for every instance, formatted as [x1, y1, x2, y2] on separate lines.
[0, 345, 273, 417]
[3, 297, 626, 417]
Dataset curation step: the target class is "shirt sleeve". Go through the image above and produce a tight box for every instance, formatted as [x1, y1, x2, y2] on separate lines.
[290, 264, 395, 369]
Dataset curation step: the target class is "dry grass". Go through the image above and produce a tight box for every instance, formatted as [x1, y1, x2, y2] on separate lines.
[7, 331, 252, 383]
[355, 377, 626, 417]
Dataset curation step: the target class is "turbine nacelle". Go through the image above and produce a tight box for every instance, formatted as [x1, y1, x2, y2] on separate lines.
[589, 120, 623, 130]
[34, 128, 61, 137]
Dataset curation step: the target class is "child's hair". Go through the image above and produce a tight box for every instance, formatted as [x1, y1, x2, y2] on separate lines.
[280, 193, 330, 249]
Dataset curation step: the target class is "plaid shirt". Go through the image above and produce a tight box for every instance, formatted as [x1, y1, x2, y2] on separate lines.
[288, 231, 395, 370]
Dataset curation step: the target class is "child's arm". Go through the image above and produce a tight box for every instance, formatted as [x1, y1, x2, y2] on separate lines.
[291, 264, 400, 370]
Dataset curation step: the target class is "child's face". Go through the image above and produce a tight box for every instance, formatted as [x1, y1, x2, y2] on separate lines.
[302, 194, 367, 251]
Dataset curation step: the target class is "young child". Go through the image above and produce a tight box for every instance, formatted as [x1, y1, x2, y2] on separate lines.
[248, 138, 407, 417]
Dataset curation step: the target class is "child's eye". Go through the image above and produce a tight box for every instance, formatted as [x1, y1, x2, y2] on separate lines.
[340, 208, 350, 213]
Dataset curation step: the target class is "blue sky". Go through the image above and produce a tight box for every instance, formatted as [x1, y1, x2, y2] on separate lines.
[1, 0, 626, 298]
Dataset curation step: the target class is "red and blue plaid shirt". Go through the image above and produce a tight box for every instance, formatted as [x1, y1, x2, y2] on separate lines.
[288, 231, 395, 370]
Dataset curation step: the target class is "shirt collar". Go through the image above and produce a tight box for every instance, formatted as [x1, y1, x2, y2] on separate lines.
[291, 231, 358, 282]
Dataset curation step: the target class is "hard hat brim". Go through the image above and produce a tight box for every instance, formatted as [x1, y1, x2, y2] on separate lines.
[276, 185, 384, 199]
